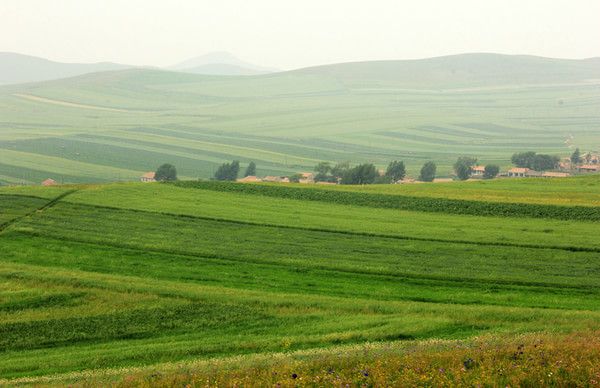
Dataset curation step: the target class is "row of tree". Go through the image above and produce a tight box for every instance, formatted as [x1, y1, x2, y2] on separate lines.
[511, 152, 560, 171]
[453, 157, 500, 180]
[214, 160, 256, 181]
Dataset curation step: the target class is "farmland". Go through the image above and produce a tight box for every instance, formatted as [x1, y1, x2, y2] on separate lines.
[1, 53, 600, 184]
[0, 176, 599, 385]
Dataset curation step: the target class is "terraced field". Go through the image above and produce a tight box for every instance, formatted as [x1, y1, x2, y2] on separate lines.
[0, 176, 599, 385]
[1, 54, 599, 184]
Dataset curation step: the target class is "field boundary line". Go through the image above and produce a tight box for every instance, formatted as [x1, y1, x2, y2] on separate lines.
[0, 190, 79, 233]
[60, 199, 600, 253]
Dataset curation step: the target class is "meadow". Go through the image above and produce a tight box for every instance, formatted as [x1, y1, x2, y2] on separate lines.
[0, 176, 599, 385]
[1, 54, 599, 184]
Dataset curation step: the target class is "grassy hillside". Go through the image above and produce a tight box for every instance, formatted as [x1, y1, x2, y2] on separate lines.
[1, 53, 599, 184]
[0, 52, 130, 86]
[0, 178, 599, 384]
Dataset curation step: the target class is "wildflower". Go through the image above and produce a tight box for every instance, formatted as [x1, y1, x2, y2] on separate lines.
[361, 370, 369, 377]
[291, 373, 298, 379]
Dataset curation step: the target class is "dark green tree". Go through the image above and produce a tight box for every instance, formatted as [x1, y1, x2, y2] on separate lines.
[453, 157, 477, 180]
[532, 154, 559, 171]
[511, 152, 537, 168]
[340, 163, 379, 185]
[385, 160, 406, 182]
[314, 162, 332, 182]
[483, 164, 500, 179]
[214, 160, 240, 181]
[154, 163, 177, 182]
[570, 148, 581, 165]
[244, 161, 256, 177]
[419, 161, 436, 182]
[331, 161, 350, 179]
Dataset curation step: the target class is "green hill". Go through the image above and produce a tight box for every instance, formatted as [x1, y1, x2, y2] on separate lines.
[1, 53, 599, 184]
[0, 52, 131, 86]
[0, 177, 599, 384]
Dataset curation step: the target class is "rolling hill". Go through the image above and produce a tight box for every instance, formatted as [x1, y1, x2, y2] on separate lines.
[0, 53, 599, 185]
[0, 52, 131, 85]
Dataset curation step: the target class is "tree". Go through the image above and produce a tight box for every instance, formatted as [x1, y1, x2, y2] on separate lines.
[571, 148, 581, 165]
[385, 160, 406, 182]
[340, 163, 379, 185]
[511, 152, 536, 168]
[419, 162, 436, 182]
[214, 160, 240, 181]
[331, 161, 350, 179]
[453, 157, 477, 180]
[532, 154, 559, 171]
[244, 161, 256, 177]
[483, 164, 500, 179]
[314, 162, 332, 182]
[154, 163, 177, 182]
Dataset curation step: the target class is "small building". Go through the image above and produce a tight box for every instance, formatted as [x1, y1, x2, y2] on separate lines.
[578, 164, 600, 173]
[298, 172, 314, 184]
[140, 172, 156, 182]
[542, 172, 570, 178]
[507, 168, 532, 177]
[237, 175, 262, 183]
[471, 166, 486, 176]
[263, 176, 290, 183]
[41, 178, 57, 186]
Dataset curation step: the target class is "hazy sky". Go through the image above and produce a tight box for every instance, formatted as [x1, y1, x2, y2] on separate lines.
[2, 0, 600, 69]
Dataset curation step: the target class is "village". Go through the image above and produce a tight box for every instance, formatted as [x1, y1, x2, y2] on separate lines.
[36, 150, 600, 187]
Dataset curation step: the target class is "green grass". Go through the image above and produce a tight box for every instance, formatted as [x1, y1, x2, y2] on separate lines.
[0, 180, 599, 381]
[1, 53, 599, 184]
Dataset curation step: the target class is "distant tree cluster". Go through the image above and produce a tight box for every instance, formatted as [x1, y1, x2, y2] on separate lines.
[313, 160, 407, 185]
[214, 160, 240, 181]
[511, 152, 559, 171]
[453, 157, 477, 181]
[154, 164, 177, 181]
[483, 164, 500, 179]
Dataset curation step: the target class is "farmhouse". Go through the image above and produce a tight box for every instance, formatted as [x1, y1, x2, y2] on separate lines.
[263, 176, 290, 183]
[578, 164, 600, 173]
[140, 172, 156, 182]
[41, 178, 57, 186]
[471, 166, 486, 176]
[237, 175, 262, 183]
[507, 168, 531, 177]
[298, 172, 314, 184]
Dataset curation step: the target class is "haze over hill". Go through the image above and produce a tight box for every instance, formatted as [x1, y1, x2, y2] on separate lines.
[0, 53, 599, 184]
[0, 52, 131, 86]
[169, 51, 279, 75]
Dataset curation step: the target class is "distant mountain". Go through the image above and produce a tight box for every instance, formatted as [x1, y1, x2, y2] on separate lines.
[169, 51, 278, 76]
[0, 52, 131, 85]
[290, 53, 600, 89]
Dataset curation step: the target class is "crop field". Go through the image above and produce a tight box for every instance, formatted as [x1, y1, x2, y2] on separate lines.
[1, 54, 600, 184]
[0, 177, 599, 385]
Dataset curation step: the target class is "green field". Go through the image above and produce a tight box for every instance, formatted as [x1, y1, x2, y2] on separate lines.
[0, 176, 599, 384]
[1, 53, 599, 184]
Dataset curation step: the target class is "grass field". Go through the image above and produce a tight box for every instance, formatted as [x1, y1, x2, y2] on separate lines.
[0, 176, 599, 385]
[1, 53, 599, 184]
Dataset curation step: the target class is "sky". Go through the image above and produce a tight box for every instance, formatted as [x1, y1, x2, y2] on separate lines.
[2, 0, 600, 70]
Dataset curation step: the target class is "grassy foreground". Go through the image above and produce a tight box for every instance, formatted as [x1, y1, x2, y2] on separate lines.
[8, 331, 599, 387]
[0, 177, 599, 385]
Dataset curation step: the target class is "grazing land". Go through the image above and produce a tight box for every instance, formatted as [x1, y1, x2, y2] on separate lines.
[0, 176, 599, 385]
[1, 53, 599, 184]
